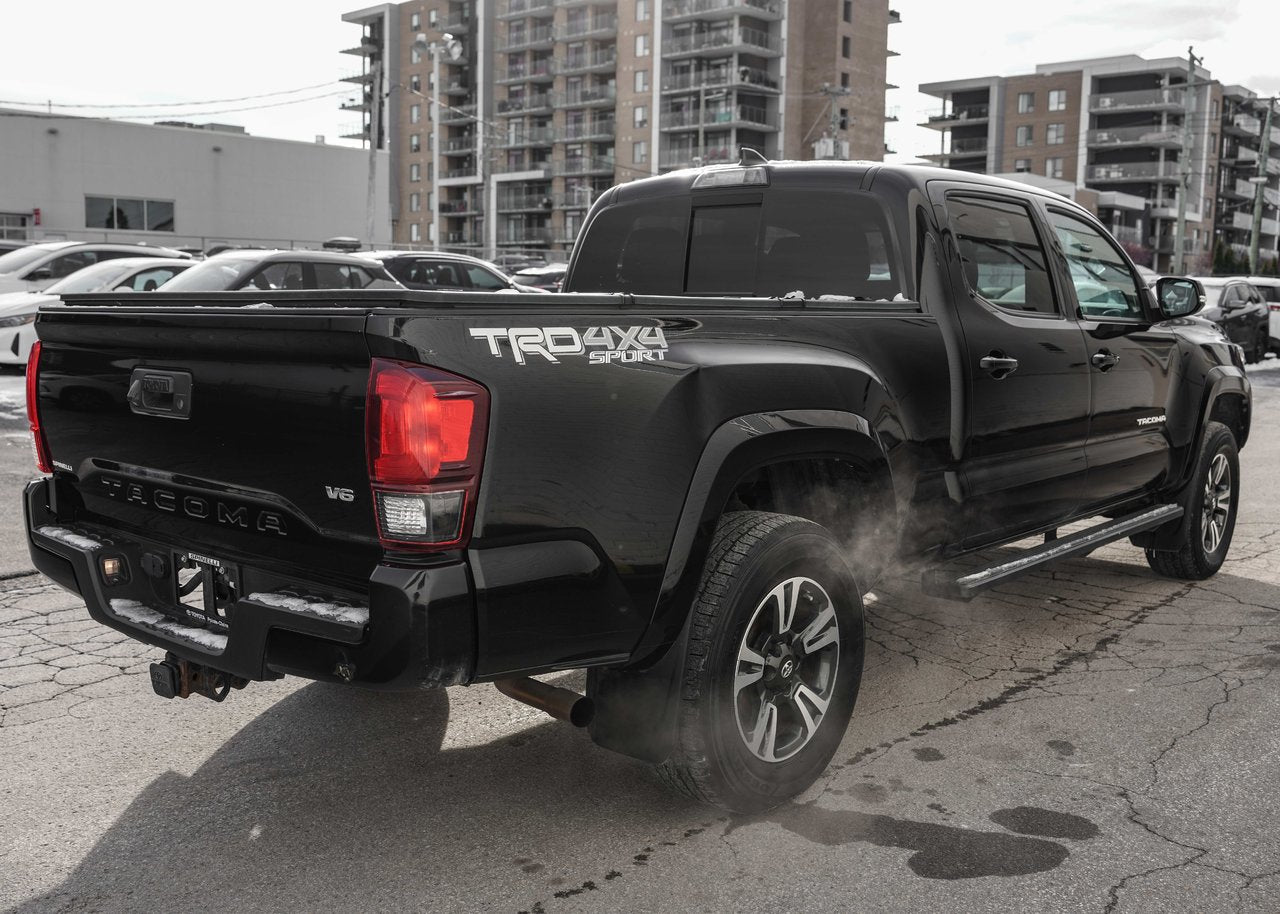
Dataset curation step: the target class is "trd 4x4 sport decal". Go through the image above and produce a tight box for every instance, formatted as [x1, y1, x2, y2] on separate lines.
[469, 326, 669, 365]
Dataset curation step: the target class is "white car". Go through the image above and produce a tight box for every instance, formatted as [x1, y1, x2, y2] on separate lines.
[0, 241, 189, 294]
[0, 257, 192, 365]
[1246, 276, 1280, 355]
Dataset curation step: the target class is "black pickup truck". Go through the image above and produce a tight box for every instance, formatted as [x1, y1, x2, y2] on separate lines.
[24, 161, 1249, 812]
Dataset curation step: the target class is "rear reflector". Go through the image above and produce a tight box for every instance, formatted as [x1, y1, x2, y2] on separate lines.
[366, 359, 488, 550]
[26, 340, 52, 474]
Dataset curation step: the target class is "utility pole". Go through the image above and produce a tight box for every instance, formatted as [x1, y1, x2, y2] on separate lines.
[815, 83, 852, 160]
[1172, 46, 1202, 275]
[1249, 97, 1275, 274]
[365, 54, 383, 249]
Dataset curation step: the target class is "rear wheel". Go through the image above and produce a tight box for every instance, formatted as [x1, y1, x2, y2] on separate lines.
[1146, 421, 1239, 580]
[655, 512, 864, 813]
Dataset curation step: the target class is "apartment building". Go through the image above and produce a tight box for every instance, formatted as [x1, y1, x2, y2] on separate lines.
[921, 55, 1280, 274]
[1217, 87, 1280, 266]
[341, 0, 897, 255]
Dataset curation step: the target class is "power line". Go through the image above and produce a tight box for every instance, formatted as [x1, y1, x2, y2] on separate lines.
[0, 80, 343, 110]
[0, 90, 350, 121]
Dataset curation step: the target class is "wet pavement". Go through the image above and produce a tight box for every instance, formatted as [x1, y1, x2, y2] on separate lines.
[1, 374, 1278, 913]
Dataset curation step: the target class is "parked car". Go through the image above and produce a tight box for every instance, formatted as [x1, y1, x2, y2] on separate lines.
[0, 242, 190, 294]
[1245, 276, 1280, 355]
[0, 239, 31, 255]
[510, 261, 568, 292]
[1185, 276, 1270, 363]
[158, 250, 401, 292]
[364, 251, 549, 293]
[491, 252, 545, 272]
[0, 257, 193, 366]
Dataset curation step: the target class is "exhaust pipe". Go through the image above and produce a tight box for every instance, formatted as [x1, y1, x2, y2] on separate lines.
[495, 676, 594, 727]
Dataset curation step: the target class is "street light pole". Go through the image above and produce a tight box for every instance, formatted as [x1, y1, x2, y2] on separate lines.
[1249, 98, 1275, 274]
[1172, 46, 1202, 275]
[366, 56, 382, 248]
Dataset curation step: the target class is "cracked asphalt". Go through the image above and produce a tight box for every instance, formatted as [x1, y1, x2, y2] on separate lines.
[2, 367, 1280, 913]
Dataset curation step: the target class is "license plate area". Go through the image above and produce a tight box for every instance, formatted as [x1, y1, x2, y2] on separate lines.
[173, 552, 240, 631]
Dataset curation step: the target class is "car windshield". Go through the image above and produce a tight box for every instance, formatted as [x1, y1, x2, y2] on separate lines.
[0, 245, 61, 276]
[43, 260, 135, 294]
[160, 258, 257, 292]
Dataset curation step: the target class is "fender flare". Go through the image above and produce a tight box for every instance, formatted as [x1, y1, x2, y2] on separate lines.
[588, 408, 889, 764]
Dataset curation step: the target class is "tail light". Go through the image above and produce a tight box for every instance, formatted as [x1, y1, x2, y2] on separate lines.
[26, 340, 52, 474]
[366, 359, 488, 551]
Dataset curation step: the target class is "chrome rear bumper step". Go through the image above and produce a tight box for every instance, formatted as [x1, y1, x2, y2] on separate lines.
[921, 504, 1184, 601]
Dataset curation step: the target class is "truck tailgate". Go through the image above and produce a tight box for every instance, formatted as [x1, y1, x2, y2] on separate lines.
[35, 305, 381, 587]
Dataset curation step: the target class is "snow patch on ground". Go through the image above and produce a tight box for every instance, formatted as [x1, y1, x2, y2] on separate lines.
[36, 526, 101, 551]
[247, 592, 370, 626]
[108, 599, 229, 653]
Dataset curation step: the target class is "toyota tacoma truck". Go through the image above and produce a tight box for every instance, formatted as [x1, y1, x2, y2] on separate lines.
[24, 160, 1250, 812]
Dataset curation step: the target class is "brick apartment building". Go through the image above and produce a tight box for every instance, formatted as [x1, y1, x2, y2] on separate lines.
[340, 0, 898, 254]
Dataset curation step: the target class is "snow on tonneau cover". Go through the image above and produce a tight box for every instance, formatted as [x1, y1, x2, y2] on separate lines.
[35, 292, 385, 589]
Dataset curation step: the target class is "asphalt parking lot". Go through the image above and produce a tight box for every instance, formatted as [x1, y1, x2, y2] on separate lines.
[2, 364, 1280, 913]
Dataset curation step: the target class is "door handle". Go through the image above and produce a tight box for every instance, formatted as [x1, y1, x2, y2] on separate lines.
[1091, 350, 1120, 371]
[979, 352, 1019, 379]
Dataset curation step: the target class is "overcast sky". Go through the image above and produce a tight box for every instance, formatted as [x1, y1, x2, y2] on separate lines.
[1, 1, 1277, 161]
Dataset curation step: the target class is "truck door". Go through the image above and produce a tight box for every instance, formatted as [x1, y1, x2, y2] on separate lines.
[937, 189, 1092, 543]
[1042, 206, 1177, 507]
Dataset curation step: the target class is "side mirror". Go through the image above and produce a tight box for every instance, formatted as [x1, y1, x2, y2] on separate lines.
[25, 268, 53, 281]
[1155, 277, 1204, 319]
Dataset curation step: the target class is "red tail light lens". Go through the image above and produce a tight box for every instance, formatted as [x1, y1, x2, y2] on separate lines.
[366, 359, 488, 550]
[26, 341, 52, 474]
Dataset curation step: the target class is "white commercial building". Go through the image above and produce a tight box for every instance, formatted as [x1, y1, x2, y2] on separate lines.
[0, 109, 392, 249]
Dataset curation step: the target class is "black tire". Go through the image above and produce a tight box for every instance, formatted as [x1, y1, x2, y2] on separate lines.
[1146, 421, 1239, 580]
[655, 511, 865, 813]
[1251, 329, 1268, 364]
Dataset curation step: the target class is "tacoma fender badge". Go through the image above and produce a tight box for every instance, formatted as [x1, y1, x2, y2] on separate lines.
[1136, 415, 1166, 427]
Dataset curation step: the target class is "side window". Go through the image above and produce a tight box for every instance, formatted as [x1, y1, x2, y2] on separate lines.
[43, 251, 97, 279]
[466, 265, 509, 290]
[946, 195, 1058, 316]
[246, 262, 305, 290]
[1046, 209, 1143, 319]
[122, 267, 179, 291]
[313, 263, 374, 289]
[568, 197, 689, 294]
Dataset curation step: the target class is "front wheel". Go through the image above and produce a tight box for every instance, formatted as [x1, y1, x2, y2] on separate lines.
[655, 512, 865, 813]
[1146, 421, 1239, 580]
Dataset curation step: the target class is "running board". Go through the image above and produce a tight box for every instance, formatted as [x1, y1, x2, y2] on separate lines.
[921, 504, 1184, 601]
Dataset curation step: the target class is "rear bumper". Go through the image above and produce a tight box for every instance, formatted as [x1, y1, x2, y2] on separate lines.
[24, 478, 476, 688]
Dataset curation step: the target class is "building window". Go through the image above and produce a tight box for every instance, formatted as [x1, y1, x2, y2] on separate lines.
[410, 133, 421, 153]
[1017, 92, 1034, 113]
[411, 46, 421, 64]
[85, 195, 174, 231]
[1047, 123, 1065, 144]
[635, 69, 649, 92]
[633, 140, 649, 164]
[1016, 125, 1033, 146]
[634, 105, 648, 128]
[428, 9, 438, 27]
[843, 0, 852, 22]
[841, 36, 850, 58]
[410, 223, 420, 242]
[410, 11, 420, 30]
[1048, 89, 1067, 111]
[1046, 157, 1064, 178]
[840, 72, 849, 89]
[410, 74, 421, 93]
[1014, 158, 1031, 173]
[410, 162, 420, 182]
[409, 192, 421, 212]
[410, 104, 420, 124]
[635, 34, 650, 57]
[636, 0, 650, 21]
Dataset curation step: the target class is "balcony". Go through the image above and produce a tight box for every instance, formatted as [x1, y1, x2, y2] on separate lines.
[1087, 161, 1180, 182]
[660, 104, 777, 131]
[562, 84, 617, 107]
[1088, 88, 1185, 113]
[443, 137, 478, 155]
[1086, 126, 1180, 148]
[557, 15, 617, 40]
[663, 0, 782, 21]
[441, 104, 477, 124]
[889, 7, 901, 23]
[339, 123, 369, 141]
[498, 24, 554, 51]
[497, 59, 555, 83]
[441, 75, 472, 96]
[661, 66, 779, 94]
[498, 92, 554, 115]
[948, 136, 988, 155]
[498, 193, 554, 213]
[340, 69, 374, 85]
[499, 0, 554, 17]
[495, 126, 554, 148]
[557, 48, 616, 75]
[552, 156, 616, 176]
[441, 16, 471, 33]
[498, 226, 554, 245]
[439, 197, 481, 215]
[440, 167, 481, 181]
[1107, 224, 1144, 245]
[558, 119, 616, 142]
[659, 145, 733, 169]
[664, 26, 780, 57]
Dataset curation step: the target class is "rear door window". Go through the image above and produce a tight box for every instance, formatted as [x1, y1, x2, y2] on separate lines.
[465, 264, 510, 290]
[245, 262, 305, 290]
[570, 197, 689, 293]
[121, 267, 182, 291]
[313, 262, 376, 289]
[946, 195, 1059, 316]
[43, 251, 98, 279]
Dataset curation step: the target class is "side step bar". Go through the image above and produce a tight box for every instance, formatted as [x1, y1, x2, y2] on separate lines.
[922, 504, 1184, 601]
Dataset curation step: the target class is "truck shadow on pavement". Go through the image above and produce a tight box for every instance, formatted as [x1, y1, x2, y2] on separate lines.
[9, 558, 1279, 912]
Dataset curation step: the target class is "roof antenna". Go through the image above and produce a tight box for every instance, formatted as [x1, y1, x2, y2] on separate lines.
[738, 146, 768, 166]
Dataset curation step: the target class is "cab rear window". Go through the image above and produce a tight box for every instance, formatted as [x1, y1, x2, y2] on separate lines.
[569, 189, 902, 301]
